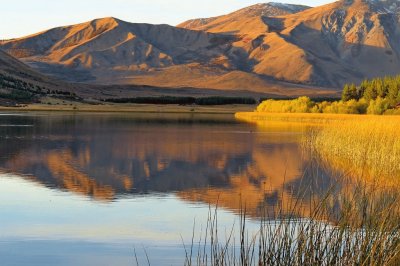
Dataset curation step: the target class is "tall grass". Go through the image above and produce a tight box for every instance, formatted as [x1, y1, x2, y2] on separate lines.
[236, 112, 400, 182]
[235, 112, 369, 125]
[309, 116, 400, 183]
[182, 114, 400, 266]
[183, 182, 400, 266]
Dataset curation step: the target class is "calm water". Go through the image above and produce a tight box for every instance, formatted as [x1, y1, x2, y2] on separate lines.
[0, 112, 334, 265]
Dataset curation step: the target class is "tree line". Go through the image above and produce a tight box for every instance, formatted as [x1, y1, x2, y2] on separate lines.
[257, 76, 400, 115]
[103, 96, 257, 105]
[0, 74, 79, 102]
[341, 76, 400, 113]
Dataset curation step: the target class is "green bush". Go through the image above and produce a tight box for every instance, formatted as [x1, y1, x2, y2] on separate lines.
[256, 75, 400, 115]
[342, 75, 400, 111]
[257, 96, 315, 113]
[367, 97, 391, 115]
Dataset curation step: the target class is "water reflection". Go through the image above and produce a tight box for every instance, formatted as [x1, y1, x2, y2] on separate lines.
[0, 113, 334, 216]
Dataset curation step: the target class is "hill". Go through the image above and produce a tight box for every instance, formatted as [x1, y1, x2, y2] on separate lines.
[178, 2, 310, 36]
[4, 0, 399, 93]
[0, 49, 79, 105]
[0, 14, 337, 97]
[180, 0, 400, 87]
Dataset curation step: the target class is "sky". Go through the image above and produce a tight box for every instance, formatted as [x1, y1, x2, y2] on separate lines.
[0, 0, 332, 39]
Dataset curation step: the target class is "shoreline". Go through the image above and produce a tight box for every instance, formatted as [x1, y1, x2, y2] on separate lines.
[0, 103, 256, 114]
[234, 111, 400, 124]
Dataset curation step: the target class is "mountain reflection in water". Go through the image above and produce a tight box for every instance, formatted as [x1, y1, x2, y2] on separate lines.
[0, 112, 333, 217]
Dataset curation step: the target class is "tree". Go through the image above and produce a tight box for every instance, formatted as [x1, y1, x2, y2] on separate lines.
[342, 83, 358, 101]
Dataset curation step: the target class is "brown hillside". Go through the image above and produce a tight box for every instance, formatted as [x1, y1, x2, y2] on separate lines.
[0, 16, 335, 96]
[181, 0, 400, 87]
[0, 49, 81, 104]
[6, 0, 397, 93]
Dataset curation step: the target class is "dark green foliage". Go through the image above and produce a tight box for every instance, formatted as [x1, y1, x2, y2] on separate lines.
[259, 97, 295, 103]
[104, 96, 257, 105]
[0, 73, 79, 103]
[0, 74, 36, 101]
[342, 84, 358, 101]
[259, 97, 341, 103]
[195, 97, 256, 105]
[311, 97, 342, 103]
[0, 73, 40, 94]
[105, 96, 196, 105]
[342, 75, 400, 105]
[0, 89, 33, 101]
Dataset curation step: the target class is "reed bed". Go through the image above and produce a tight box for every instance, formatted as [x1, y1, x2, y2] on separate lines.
[309, 116, 400, 182]
[235, 112, 354, 125]
[181, 113, 400, 266]
[183, 182, 400, 266]
[236, 112, 400, 182]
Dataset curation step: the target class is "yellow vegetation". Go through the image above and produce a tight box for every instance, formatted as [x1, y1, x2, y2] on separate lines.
[235, 111, 368, 125]
[236, 112, 400, 184]
[255, 97, 400, 115]
[310, 116, 400, 183]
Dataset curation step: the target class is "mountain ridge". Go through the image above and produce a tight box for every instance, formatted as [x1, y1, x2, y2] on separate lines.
[3, 0, 397, 95]
[178, 2, 311, 35]
[1, 13, 335, 96]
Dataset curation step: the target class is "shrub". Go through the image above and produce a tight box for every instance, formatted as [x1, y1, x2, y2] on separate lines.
[367, 97, 391, 115]
[257, 96, 315, 113]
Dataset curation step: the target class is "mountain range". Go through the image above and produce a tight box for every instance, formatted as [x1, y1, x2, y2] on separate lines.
[2, 0, 400, 100]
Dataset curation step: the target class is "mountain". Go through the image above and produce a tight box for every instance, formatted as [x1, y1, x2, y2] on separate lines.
[1, 17, 263, 85]
[181, 0, 400, 87]
[0, 49, 79, 104]
[6, 0, 399, 93]
[0, 49, 57, 84]
[0, 14, 337, 97]
[178, 2, 310, 36]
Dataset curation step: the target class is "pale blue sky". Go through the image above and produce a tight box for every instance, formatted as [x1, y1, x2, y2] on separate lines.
[1, 0, 332, 39]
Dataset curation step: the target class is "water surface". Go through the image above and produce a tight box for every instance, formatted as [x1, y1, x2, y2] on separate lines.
[0, 112, 334, 265]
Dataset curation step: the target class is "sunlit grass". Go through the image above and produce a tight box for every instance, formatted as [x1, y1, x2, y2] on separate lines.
[203, 111, 400, 266]
[235, 112, 368, 125]
[236, 112, 400, 183]
[309, 116, 400, 183]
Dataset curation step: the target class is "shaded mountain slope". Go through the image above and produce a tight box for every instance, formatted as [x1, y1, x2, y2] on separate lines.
[0, 49, 79, 104]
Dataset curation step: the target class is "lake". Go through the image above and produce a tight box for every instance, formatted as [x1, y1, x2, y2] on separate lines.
[0, 112, 335, 265]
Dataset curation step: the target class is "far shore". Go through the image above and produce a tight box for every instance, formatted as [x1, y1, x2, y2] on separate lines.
[0, 103, 257, 114]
